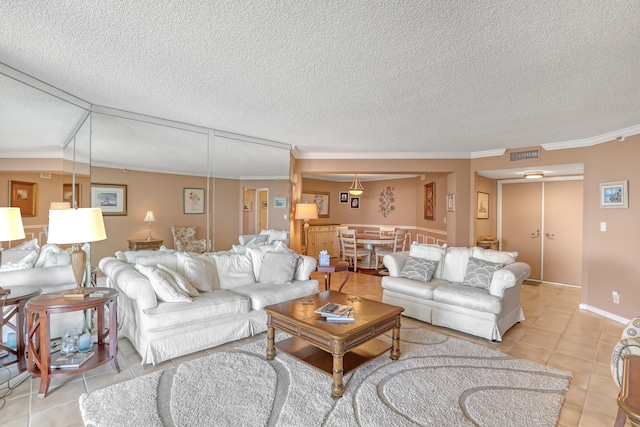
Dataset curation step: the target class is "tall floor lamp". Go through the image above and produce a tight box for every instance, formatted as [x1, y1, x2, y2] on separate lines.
[0, 207, 26, 293]
[295, 203, 318, 256]
[48, 208, 107, 298]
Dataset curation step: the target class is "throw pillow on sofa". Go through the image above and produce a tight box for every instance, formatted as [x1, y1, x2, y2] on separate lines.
[0, 247, 40, 271]
[42, 251, 71, 267]
[176, 252, 218, 292]
[463, 257, 504, 290]
[135, 264, 192, 303]
[158, 264, 200, 297]
[408, 242, 446, 279]
[471, 246, 517, 265]
[258, 252, 299, 284]
[209, 253, 255, 290]
[399, 257, 439, 282]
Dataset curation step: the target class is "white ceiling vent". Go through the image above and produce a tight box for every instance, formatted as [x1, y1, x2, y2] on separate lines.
[510, 149, 539, 162]
[40, 172, 52, 179]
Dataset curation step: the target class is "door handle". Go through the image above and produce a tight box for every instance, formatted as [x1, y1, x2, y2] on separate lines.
[531, 230, 540, 238]
[545, 233, 555, 239]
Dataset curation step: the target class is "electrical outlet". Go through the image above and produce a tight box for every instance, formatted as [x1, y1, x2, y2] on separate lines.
[600, 222, 607, 231]
[612, 290, 620, 304]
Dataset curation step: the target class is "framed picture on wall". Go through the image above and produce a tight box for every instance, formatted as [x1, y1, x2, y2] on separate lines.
[184, 188, 205, 214]
[301, 191, 330, 217]
[63, 183, 80, 207]
[477, 191, 489, 219]
[350, 197, 360, 209]
[91, 183, 127, 216]
[274, 197, 287, 208]
[339, 191, 349, 204]
[446, 194, 455, 212]
[9, 180, 37, 216]
[600, 181, 628, 208]
[424, 182, 435, 220]
[243, 201, 252, 212]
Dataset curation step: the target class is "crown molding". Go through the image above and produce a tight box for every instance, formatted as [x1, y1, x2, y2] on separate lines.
[542, 124, 640, 151]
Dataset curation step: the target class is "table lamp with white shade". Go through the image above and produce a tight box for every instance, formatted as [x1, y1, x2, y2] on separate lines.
[48, 208, 107, 298]
[0, 207, 26, 292]
[143, 210, 155, 241]
[295, 203, 318, 256]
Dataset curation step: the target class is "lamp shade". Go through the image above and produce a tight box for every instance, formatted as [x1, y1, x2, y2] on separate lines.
[143, 210, 155, 222]
[0, 207, 26, 241]
[48, 207, 107, 244]
[295, 203, 318, 220]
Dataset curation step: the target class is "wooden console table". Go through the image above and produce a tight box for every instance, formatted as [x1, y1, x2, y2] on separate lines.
[128, 239, 163, 251]
[616, 354, 640, 427]
[26, 287, 119, 398]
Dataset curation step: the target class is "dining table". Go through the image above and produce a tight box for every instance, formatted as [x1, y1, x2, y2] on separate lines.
[354, 233, 394, 269]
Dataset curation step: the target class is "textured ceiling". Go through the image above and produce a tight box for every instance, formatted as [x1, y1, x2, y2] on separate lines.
[1, 0, 640, 160]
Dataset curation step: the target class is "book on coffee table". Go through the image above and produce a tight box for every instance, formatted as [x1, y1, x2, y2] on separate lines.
[51, 351, 94, 369]
[314, 302, 352, 318]
[325, 311, 355, 323]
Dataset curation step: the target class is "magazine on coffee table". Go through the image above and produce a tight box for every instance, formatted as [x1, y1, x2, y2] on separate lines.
[51, 351, 94, 369]
[314, 302, 353, 318]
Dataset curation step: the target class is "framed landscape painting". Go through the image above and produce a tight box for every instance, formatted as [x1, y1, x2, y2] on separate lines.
[91, 184, 127, 215]
[10, 180, 37, 216]
[600, 181, 628, 208]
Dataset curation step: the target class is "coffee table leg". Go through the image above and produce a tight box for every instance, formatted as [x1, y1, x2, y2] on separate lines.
[331, 353, 344, 398]
[390, 315, 401, 360]
[266, 324, 275, 360]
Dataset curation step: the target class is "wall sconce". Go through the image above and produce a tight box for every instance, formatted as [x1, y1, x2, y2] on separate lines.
[143, 210, 155, 241]
[48, 208, 107, 298]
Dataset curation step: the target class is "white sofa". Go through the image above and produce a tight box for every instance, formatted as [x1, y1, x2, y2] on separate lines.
[381, 243, 531, 341]
[100, 243, 318, 365]
[238, 229, 290, 248]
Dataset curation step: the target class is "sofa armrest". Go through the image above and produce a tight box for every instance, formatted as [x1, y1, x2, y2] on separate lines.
[383, 252, 410, 277]
[99, 257, 157, 311]
[295, 255, 317, 280]
[488, 262, 531, 297]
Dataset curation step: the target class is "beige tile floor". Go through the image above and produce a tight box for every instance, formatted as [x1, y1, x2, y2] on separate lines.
[0, 272, 629, 426]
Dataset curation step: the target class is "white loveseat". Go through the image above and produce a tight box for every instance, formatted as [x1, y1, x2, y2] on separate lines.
[381, 243, 531, 341]
[100, 244, 318, 364]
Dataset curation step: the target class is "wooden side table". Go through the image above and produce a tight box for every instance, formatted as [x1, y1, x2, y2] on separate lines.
[316, 262, 349, 292]
[0, 287, 42, 372]
[616, 355, 640, 427]
[128, 239, 163, 251]
[26, 287, 119, 398]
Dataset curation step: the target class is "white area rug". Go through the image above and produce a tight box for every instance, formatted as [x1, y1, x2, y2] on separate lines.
[79, 327, 571, 426]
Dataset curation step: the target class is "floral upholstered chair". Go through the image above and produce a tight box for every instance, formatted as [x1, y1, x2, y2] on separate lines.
[170, 225, 207, 253]
[611, 317, 640, 387]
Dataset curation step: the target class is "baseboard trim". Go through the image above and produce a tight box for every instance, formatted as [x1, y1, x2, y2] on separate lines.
[579, 303, 629, 325]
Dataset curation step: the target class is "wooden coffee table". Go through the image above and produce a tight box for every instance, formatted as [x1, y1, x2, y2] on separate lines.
[264, 290, 404, 398]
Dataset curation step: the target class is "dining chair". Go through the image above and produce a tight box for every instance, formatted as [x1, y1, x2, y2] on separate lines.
[374, 229, 407, 269]
[339, 229, 371, 272]
[379, 226, 395, 236]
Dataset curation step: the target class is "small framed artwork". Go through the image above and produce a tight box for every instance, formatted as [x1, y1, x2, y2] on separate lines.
[243, 201, 252, 212]
[91, 183, 127, 216]
[424, 182, 435, 220]
[10, 181, 37, 216]
[446, 194, 455, 212]
[63, 183, 81, 207]
[301, 191, 330, 217]
[339, 191, 349, 204]
[274, 197, 287, 208]
[261, 201, 268, 209]
[600, 181, 628, 208]
[350, 197, 360, 209]
[477, 191, 489, 219]
[184, 188, 205, 214]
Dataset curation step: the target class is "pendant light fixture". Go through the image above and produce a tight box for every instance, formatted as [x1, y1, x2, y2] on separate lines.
[348, 174, 364, 196]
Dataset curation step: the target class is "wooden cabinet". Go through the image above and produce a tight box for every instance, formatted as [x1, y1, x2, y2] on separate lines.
[128, 239, 163, 251]
[307, 225, 340, 259]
